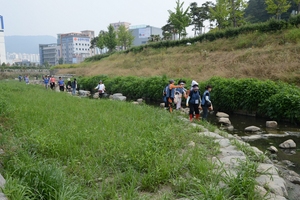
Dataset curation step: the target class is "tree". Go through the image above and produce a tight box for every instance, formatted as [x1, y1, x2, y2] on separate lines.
[104, 25, 117, 52]
[148, 34, 161, 42]
[168, 0, 191, 39]
[210, 0, 231, 29]
[228, 0, 248, 27]
[58, 57, 64, 65]
[265, 0, 291, 20]
[161, 22, 175, 40]
[117, 25, 134, 50]
[97, 30, 106, 54]
[294, 0, 300, 13]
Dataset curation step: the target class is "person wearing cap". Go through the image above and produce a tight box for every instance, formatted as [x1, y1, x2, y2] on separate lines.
[201, 85, 213, 120]
[94, 80, 106, 98]
[164, 79, 183, 113]
[187, 84, 202, 122]
[66, 78, 72, 92]
[175, 80, 186, 110]
[57, 77, 65, 92]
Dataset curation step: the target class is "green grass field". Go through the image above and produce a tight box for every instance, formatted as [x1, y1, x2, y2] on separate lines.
[0, 81, 263, 200]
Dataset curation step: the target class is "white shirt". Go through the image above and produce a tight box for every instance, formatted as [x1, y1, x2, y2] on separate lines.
[95, 83, 105, 92]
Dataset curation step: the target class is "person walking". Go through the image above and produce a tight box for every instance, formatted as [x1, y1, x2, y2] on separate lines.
[50, 75, 56, 90]
[175, 81, 186, 110]
[164, 79, 183, 113]
[94, 80, 106, 98]
[187, 84, 202, 122]
[71, 78, 77, 95]
[58, 77, 65, 92]
[66, 78, 72, 92]
[201, 85, 213, 121]
[43, 75, 50, 89]
[25, 75, 29, 85]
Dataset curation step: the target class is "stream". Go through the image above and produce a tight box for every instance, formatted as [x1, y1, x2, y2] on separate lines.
[206, 112, 300, 174]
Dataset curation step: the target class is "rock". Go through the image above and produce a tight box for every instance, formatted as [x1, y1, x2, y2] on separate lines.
[216, 112, 229, 118]
[113, 93, 123, 96]
[227, 125, 234, 131]
[241, 135, 263, 141]
[78, 90, 91, 97]
[0, 174, 5, 188]
[281, 160, 295, 167]
[256, 175, 288, 197]
[188, 141, 195, 147]
[110, 94, 127, 101]
[266, 121, 278, 128]
[218, 117, 231, 125]
[137, 98, 143, 103]
[268, 146, 278, 153]
[279, 139, 296, 149]
[245, 126, 261, 132]
[132, 101, 139, 105]
[160, 103, 165, 108]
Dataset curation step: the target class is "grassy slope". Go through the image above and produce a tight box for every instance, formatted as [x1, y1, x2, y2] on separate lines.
[55, 29, 300, 85]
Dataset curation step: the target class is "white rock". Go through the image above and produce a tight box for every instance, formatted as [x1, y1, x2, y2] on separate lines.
[268, 146, 278, 153]
[266, 121, 278, 128]
[245, 126, 261, 132]
[216, 112, 229, 118]
[279, 139, 296, 149]
[218, 117, 231, 125]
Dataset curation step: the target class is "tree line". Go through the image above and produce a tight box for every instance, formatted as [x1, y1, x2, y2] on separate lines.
[91, 0, 299, 53]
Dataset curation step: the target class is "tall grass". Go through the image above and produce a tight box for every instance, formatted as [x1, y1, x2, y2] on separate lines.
[0, 81, 266, 199]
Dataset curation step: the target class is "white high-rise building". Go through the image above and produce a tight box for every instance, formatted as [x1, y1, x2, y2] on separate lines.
[0, 15, 7, 64]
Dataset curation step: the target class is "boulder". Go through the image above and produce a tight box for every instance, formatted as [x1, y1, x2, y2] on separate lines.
[268, 146, 278, 153]
[137, 98, 143, 103]
[218, 117, 231, 125]
[216, 112, 229, 118]
[245, 126, 261, 132]
[78, 90, 91, 97]
[279, 139, 296, 149]
[111, 95, 126, 101]
[266, 121, 278, 128]
[132, 101, 139, 105]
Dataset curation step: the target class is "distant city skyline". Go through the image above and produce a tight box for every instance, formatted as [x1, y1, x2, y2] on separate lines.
[1, 0, 206, 37]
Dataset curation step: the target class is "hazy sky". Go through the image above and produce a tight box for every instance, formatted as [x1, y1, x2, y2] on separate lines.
[1, 0, 207, 37]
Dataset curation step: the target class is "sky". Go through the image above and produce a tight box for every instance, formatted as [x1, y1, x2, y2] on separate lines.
[0, 0, 208, 38]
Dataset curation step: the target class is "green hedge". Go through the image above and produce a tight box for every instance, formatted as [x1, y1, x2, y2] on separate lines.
[79, 76, 300, 123]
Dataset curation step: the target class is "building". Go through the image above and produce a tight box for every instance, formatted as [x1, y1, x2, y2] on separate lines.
[110, 22, 131, 31]
[57, 30, 95, 64]
[0, 15, 7, 64]
[39, 44, 59, 66]
[129, 25, 163, 46]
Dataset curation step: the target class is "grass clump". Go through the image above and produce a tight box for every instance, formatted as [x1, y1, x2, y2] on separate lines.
[0, 81, 266, 199]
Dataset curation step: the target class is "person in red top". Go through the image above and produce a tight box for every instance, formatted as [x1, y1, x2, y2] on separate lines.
[164, 80, 183, 113]
[50, 75, 56, 90]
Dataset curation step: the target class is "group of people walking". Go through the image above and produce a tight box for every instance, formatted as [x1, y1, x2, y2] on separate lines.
[42, 75, 77, 95]
[163, 79, 213, 121]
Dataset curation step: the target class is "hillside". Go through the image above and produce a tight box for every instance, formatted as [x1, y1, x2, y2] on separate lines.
[55, 29, 300, 85]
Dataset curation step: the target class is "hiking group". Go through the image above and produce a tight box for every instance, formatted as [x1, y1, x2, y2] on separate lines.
[42, 75, 77, 95]
[163, 79, 213, 121]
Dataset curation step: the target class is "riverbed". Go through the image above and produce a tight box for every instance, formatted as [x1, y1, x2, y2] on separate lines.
[207, 112, 300, 174]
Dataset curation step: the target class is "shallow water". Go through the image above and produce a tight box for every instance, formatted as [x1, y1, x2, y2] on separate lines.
[207, 112, 300, 174]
